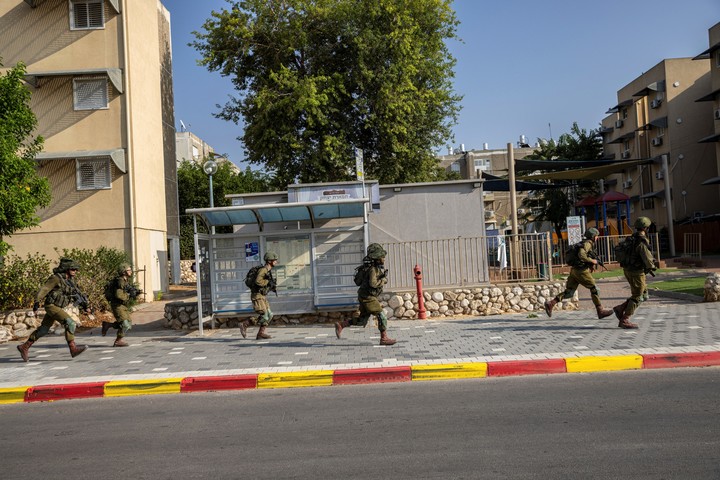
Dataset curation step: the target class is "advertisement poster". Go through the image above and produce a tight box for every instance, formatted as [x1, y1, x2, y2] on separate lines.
[245, 242, 260, 262]
[566, 216, 583, 245]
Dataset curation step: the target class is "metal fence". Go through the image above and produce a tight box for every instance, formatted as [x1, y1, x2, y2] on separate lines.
[381, 232, 661, 292]
[382, 233, 553, 291]
[683, 233, 702, 258]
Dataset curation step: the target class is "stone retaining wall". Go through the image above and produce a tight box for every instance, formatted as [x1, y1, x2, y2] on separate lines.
[163, 282, 578, 330]
[0, 306, 85, 343]
[704, 273, 720, 302]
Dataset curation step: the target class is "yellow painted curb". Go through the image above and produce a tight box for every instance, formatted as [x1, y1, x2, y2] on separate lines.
[412, 362, 488, 381]
[104, 378, 182, 397]
[566, 355, 644, 373]
[0, 386, 29, 404]
[258, 370, 334, 389]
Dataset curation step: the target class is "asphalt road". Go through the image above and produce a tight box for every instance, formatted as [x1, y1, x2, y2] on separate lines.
[3, 368, 720, 480]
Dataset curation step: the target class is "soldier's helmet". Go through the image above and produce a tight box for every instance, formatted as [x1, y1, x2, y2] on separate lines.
[584, 228, 600, 239]
[635, 217, 652, 229]
[58, 257, 80, 272]
[118, 263, 132, 275]
[264, 251, 278, 262]
[367, 243, 387, 260]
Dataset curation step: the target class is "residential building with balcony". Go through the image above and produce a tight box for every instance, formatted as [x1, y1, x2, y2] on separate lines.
[0, 0, 179, 294]
[693, 21, 720, 193]
[601, 57, 715, 231]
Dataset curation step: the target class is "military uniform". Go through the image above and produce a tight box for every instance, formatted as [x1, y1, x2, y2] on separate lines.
[544, 229, 613, 319]
[17, 258, 88, 362]
[239, 251, 278, 340]
[335, 243, 396, 345]
[614, 219, 656, 329]
[102, 264, 136, 347]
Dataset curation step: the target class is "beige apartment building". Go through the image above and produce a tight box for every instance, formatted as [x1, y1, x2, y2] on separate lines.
[0, 0, 179, 296]
[693, 22, 720, 190]
[438, 145, 536, 230]
[601, 57, 715, 232]
[176, 130, 214, 165]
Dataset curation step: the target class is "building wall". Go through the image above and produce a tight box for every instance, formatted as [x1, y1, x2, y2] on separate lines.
[1, 0, 172, 298]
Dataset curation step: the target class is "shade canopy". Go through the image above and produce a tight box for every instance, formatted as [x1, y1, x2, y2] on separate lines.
[186, 198, 368, 230]
[517, 159, 650, 181]
[35, 148, 126, 173]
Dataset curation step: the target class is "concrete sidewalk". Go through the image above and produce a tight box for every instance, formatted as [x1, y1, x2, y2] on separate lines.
[2, 271, 719, 404]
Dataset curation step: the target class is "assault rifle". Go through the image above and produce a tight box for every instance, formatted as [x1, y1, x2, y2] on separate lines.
[266, 272, 278, 297]
[70, 284, 94, 319]
[124, 284, 144, 300]
[587, 251, 608, 272]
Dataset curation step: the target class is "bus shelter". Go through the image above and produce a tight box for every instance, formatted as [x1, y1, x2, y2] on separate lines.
[187, 198, 370, 334]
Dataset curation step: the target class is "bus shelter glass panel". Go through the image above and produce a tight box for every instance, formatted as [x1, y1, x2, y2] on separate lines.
[313, 229, 364, 307]
[212, 235, 258, 314]
[266, 235, 312, 292]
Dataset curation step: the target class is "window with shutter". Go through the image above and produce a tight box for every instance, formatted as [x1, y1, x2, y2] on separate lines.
[73, 78, 108, 110]
[70, 0, 104, 30]
[77, 158, 112, 190]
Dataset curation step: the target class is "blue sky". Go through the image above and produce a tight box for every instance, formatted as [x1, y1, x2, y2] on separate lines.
[166, 0, 719, 168]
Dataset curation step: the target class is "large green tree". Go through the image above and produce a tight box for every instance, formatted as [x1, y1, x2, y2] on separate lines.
[521, 123, 603, 238]
[0, 61, 51, 258]
[192, 0, 461, 187]
[177, 159, 270, 258]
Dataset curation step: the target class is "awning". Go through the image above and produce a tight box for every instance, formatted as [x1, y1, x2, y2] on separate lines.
[607, 132, 635, 144]
[35, 149, 126, 173]
[701, 176, 720, 185]
[186, 198, 369, 229]
[606, 99, 633, 114]
[598, 126, 614, 135]
[24, 0, 120, 12]
[24, 68, 123, 93]
[698, 133, 720, 143]
[514, 158, 622, 172]
[693, 41, 720, 60]
[639, 189, 666, 199]
[633, 80, 665, 97]
[517, 159, 651, 181]
[696, 87, 720, 102]
[636, 116, 668, 131]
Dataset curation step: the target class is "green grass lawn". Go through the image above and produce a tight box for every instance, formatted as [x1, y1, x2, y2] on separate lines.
[648, 276, 705, 297]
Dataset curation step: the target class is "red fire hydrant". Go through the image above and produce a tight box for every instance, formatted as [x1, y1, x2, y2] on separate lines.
[414, 264, 427, 320]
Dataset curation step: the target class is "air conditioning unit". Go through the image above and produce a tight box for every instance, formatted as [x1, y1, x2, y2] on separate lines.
[655, 171, 664, 180]
[615, 119, 624, 128]
[484, 210, 495, 219]
[517, 208, 526, 215]
[622, 180, 633, 189]
[651, 136, 663, 146]
[621, 150, 631, 159]
[715, 109, 720, 120]
[650, 99, 662, 109]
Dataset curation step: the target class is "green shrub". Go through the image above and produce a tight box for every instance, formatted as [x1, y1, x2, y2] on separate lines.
[0, 253, 52, 310]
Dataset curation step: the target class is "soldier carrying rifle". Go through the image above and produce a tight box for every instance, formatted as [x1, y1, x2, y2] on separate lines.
[102, 263, 142, 346]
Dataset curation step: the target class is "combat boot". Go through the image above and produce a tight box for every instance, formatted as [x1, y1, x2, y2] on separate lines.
[101, 321, 114, 336]
[618, 315, 638, 329]
[595, 305, 614, 319]
[113, 337, 129, 347]
[256, 326, 272, 340]
[17, 339, 34, 362]
[67, 341, 87, 358]
[544, 298, 558, 318]
[335, 319, 350, 339]
[379, 331, 396, 346]
[239, 320, 250, 339]
[613, 301, 629, 321]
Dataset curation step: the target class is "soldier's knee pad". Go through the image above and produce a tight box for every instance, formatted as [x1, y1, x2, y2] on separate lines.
[63, 318, 77, 334]
[120, 320, 132, 333]
[378, 312, 388, 322]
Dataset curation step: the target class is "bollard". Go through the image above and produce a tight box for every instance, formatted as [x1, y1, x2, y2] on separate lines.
[414, 264, 427, 320]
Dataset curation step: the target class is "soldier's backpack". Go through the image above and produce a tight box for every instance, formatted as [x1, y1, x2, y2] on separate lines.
[244, 266, 262, 289]
[103, 278, 117, 303]
[353, 263, 371, 286]
[564, 243, 582, 266]
[614, 236, 636, 268]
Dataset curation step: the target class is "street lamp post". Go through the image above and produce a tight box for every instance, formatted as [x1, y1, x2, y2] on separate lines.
[203, 159, 218, 234]
[203, 159, 218, 208]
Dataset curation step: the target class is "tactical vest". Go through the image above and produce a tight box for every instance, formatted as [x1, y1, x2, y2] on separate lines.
[44, 273, 75, 308]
